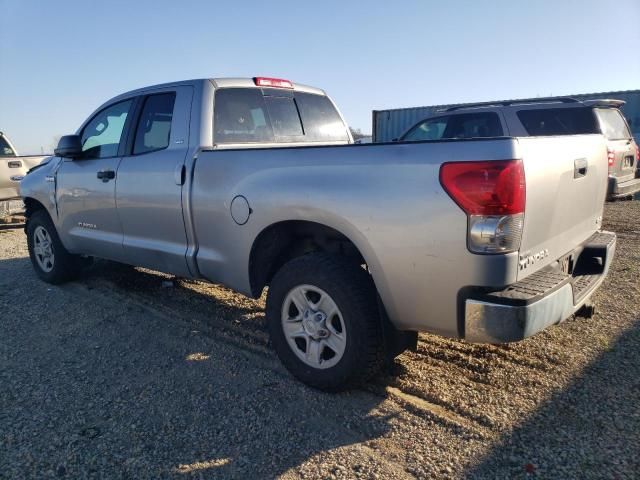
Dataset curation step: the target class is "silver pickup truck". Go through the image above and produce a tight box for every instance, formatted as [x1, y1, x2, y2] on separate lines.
[20, 77, 616, 390]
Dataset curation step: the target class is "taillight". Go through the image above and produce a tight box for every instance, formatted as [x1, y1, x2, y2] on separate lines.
[635, 142, 639, 161]
[607, 148, 615, 169]
[440, 160, 525, 254]
[440, 160, 525, 215]
[253, 77, 294, 89]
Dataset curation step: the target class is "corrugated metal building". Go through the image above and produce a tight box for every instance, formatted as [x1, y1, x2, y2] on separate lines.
[372, 90, 640, 143]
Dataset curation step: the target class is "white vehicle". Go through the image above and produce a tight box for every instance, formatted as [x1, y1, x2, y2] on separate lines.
[0, 132, 48, 201]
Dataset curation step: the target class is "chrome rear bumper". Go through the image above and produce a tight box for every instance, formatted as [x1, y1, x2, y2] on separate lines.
[463, 231, 616, 343]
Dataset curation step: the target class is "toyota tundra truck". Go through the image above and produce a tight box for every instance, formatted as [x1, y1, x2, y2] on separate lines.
[20, 77, 616, 391]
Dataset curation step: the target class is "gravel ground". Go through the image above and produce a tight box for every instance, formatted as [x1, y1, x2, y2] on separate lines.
[1, 202, 638, 479]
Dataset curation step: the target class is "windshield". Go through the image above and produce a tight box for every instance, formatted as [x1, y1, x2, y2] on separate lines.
[0, 136, 16, 156]
[595, 108, 632, 140]
[213, 88, 349, 144]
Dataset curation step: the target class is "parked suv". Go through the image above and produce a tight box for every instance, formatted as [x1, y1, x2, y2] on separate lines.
[399, 98, 640, 200]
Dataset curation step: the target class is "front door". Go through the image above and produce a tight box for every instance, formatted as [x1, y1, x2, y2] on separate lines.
[115, 87, 193, 276]
[56, 99, 134, 260]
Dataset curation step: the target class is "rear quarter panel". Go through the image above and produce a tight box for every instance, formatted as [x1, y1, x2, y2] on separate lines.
[191, 139, 520, 336]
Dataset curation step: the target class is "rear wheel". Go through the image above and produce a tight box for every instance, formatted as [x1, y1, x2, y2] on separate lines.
[26, 210, 85, 284]
[266, 253, 383, 391]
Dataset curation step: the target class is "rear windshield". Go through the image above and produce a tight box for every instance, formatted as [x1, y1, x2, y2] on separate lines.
[0, 136, 16, 156]
[401, 112, 503, 141]
[594, 108, 631, 140]
[213, 88, 349, 144]
[517, 107, 598, 136]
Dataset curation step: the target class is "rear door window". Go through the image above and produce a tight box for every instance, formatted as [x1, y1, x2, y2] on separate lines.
[213, 88, 348, 144]
[517, 107, 598, 136]
[594, 108, 631, 140]
[133, 93, 176, 155]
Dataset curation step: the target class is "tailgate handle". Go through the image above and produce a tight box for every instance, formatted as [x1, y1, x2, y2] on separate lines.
[574, 158, 588, 178]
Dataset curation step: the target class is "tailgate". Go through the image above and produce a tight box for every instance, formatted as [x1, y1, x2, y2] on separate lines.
[515, 135, 608, 280]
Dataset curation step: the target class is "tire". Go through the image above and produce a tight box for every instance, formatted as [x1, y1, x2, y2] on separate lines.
[266, 253, 383, 391]
[26, 209, 84, 284]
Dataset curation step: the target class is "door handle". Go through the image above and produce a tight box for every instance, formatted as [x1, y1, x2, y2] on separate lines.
[574, 158, 588, 178]
[174, 164, 186, 185]
[97, 170, 115, 182]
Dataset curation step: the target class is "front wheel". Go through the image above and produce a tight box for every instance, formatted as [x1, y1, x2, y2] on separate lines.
[266, 253, 383, 391]
[26, 210, 85, 284]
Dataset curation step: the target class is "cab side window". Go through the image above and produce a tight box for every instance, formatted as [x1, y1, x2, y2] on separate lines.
[133, 93, 176, 155]
[81, 100, 133, 159]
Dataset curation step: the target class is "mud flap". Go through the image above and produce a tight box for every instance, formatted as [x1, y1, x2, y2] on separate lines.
[377, 295, 418, 361]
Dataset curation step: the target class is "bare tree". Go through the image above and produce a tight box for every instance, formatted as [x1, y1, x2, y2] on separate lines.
[349, 127, 369, 141]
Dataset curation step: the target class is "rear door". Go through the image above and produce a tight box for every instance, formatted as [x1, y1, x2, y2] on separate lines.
[594, 108, 635, 182]
[115, 86, 193, 276]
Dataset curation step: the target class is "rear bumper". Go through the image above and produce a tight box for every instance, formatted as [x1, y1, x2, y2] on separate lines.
[463, 231, 616, 343]
[607, 175, 640, 199]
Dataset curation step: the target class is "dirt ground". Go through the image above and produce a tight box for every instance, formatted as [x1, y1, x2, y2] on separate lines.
[1, 202, 638, 479]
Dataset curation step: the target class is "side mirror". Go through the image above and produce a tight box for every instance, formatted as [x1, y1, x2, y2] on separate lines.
[54, 135, 82, 158]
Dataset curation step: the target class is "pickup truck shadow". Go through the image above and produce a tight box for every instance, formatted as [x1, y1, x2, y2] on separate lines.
[462, 319, 640, 479]
[6, 251, 636, 478]
[2, 254, 402, 478]
[83, 260, 268, 339]
[63, 259, 401, 478]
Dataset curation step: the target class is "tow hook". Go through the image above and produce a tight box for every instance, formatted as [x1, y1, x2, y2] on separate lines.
[576, 301, 596, 319]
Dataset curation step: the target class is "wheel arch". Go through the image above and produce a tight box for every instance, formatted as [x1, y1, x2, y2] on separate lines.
[248, 220, 372, 298]
[23, 197, 48, 220]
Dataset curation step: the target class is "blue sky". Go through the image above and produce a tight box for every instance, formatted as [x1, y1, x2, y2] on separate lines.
[1, 0, 639, 153]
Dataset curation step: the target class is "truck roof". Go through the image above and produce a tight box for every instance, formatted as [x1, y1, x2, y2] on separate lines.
[111, 77, 326, 101]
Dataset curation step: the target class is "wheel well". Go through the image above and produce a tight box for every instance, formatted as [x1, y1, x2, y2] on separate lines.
[249, 221, 366, 297]
[23, 198, 47, 220]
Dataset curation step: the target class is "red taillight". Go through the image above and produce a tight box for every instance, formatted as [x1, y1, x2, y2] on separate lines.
[635, 142, 639, 161]
[607, 148, 615, 168]
[439, 160, 526, 215]
[253, 77, 294, 89]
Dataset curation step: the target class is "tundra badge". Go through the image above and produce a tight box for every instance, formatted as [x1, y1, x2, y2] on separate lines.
[519, 248, 549, 270]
